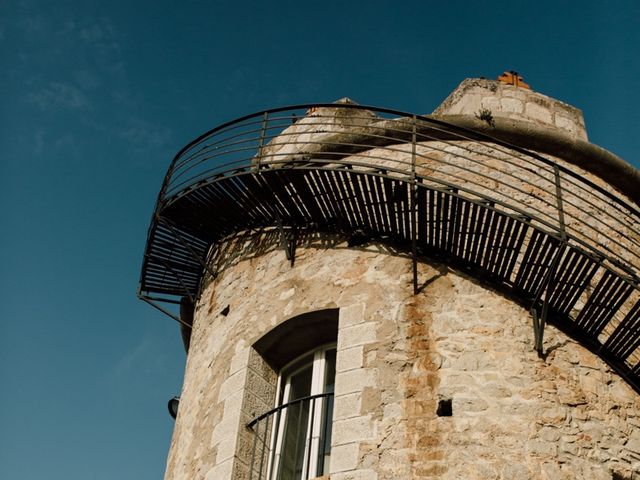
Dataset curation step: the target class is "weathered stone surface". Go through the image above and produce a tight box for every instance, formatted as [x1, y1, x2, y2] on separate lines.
[164, 243, 640, 480]
[162, 81, 640, 480]
[433, 77, 587, 140]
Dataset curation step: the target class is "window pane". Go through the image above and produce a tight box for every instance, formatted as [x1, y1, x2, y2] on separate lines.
[323, 348, 336, 393]
[317, 348, 336, 476]
[278, 363, 312, 479]
[279, 401, 310, 480]
[273, 346, 336, 479]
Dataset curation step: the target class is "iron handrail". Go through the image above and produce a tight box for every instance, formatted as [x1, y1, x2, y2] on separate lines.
[247, 392, 333, 429]
[150, 106, 640, 276]
[161, 104, 640, 215]
[137, 103, 640, 390]
[247, 392, 334, 480]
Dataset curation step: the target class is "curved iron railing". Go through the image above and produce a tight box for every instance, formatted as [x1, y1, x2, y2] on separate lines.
[138, 103, 640, 392]
[154, 104, 640, 277]
[247, 392, 333, 480]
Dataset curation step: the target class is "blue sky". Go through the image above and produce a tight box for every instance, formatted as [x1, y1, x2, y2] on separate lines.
[1, 1, 638, 478]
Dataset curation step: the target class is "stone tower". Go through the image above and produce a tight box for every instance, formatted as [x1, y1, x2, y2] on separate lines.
[138, 74, 640, 479]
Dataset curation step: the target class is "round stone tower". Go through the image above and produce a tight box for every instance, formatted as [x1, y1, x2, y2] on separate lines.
[139, 74, 640, 480]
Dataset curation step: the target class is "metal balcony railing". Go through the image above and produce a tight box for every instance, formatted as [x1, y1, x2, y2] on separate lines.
[150, 104, 640, 280]
[138, 104, 640, 393]
[247, 392, 334, 480]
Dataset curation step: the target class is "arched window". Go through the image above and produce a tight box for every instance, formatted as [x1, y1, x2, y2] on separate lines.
[248, 309, 339, 480]
[271, 344, 336, 479]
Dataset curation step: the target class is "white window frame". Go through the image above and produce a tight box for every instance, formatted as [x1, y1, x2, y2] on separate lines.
[268, 343, 335, 480]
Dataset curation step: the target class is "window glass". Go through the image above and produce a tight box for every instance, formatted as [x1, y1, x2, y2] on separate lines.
[271, 345, 336, 480]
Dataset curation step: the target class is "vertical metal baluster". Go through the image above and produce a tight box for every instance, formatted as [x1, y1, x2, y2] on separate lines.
[292, 401, 304, 479]
[531, 164, 567, 354]
[256, 415, 267, 480]
[272, 405, 284, 480]
[257, 111, 269, 171]
[319, 394, 330, 475]
[248, 419, 259, 480]
[157, 216, 218, 279]
[411, 115, 419, 294]
[305, 397, 315, 479]
[553, 164, 567, 241]
[258, 415, 268, 480]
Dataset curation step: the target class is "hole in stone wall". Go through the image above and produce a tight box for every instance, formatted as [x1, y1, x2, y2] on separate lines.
[612, 471, 632, 480]
[437, 399, 452, 417]
[220, 305, 230, 316]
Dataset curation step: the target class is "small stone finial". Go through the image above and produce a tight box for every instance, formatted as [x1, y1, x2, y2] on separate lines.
[497, 70, 531, 90]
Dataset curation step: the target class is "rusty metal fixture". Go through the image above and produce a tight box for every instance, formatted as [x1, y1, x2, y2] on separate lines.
[498, 70, 531, 89]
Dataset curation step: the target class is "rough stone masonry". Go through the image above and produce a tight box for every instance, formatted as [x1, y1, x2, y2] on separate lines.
[161, 78, 640, 480]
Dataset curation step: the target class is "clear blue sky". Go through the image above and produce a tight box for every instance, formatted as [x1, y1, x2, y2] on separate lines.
[1, 1, 638, 478]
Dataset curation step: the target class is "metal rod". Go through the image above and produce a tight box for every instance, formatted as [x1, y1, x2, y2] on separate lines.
[140, 296, 190, 327]
[554, 164, 567, 241]
[257, 111, 269, 170]
[305, 397, 315, 479]
[271, 402, 283, 480]
[292, 401, 304, 480]
[248, 393, 332, 428]
[532, 245, 564, 354]
[157, 215, 218, 280]
[248, 417, 259, 480]
[258, 414, 268, 480]
[319, 395, 329, 475]
[157, 258, 195, 304]
[411, 115, 419, 294]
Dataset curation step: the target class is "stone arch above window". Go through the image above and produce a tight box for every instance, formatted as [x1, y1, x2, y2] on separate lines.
[253, 308, 339, 371]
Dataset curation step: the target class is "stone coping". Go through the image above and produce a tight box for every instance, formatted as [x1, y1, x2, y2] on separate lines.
[432, 114, 640, 207]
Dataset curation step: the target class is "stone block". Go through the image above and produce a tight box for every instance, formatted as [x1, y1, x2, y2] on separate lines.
[329, 443, 360, 473]
[626, 429, 640, 454]
[333, 392, 362, 420]
[500, 97, 523, 114]
[214, 435, 238, 465]
[332, 415, 375, 445]
[330, 469, 378, 480]
[335, 368, 376, 395]
[336, 345, 364, 373]
[228, 343, 250, 375]
[338, 322, 377, 349]
[339, 302, 366, 327]
[218, 369, 247, 401]
[525, 102, 552, 124]
[204, 459, 233, 480]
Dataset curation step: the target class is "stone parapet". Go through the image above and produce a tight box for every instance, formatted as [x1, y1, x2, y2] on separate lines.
[432, 78, 587, 141]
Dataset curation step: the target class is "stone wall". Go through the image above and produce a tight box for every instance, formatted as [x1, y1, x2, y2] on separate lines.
[432, 78, 588, 141]
[161, 79, 640, 480]
[164, 240, 640, 480]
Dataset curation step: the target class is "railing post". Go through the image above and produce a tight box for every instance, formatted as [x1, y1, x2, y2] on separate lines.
[531, 244, 564, 355]
[257, 111, 269, 171]
[553, 164, 567, 241]
[305, 397, 315, 479]
[411, 115, 419, 294]
[157, 215, 218, 280]
[528, 164, 567, 355]
[248, 419, 259, 480]
[259, 414, 270, 480]
[270, 404, 283, 480]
